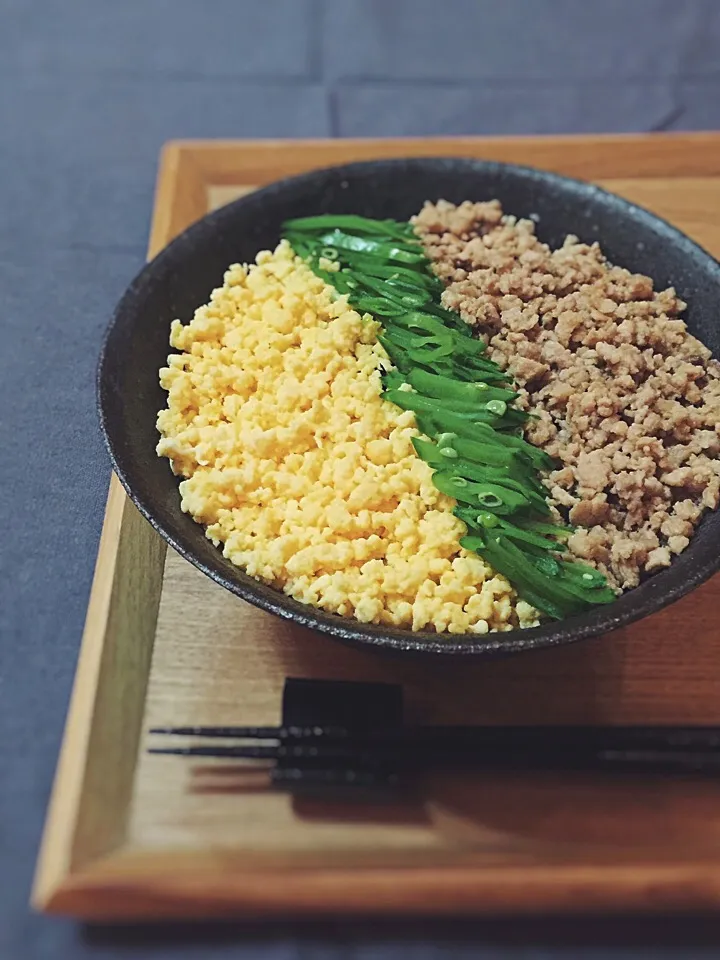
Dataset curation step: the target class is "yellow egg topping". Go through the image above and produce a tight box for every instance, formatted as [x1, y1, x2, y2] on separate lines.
[157, 241, 535, 633]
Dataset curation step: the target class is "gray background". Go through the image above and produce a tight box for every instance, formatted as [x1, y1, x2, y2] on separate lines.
[2, 1, 720, 957]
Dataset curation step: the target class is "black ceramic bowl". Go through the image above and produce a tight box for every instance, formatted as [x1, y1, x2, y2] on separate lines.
[98, 158, 720, 656]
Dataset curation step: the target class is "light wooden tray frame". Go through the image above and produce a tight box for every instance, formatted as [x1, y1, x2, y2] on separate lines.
[33, 133, 720, 921]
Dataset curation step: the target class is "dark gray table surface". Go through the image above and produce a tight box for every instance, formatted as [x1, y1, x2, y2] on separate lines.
[2, 1, 720, 957]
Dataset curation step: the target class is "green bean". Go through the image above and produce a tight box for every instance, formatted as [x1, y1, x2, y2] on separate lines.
[544, 563, 616, 606]
[481, 537, 586, 618]
[385, 278, 436, 297]
[411, 394, 526, 423]
[383, 390, 514, 429]
[424, 302, 476, 333]
[318, 229, 426, 263]
[524, 520, 574, 538]
[492, 517, 567, 551]
[386, 310, 457, 339]
[411, 442, 547, 511]
[519, 543, 615, 605]
[559, 562, 604, 586]
[410, 340, 456, 362]
[412, 437, 469, 466]
[382, 330, 454, 366]
[454, 347, 508, 367]
[470, 423, 555, 470]
[407, 368, 518, 404]
[436, 403, 518, 433]
[383, 327, 449, 357]
[454, 351, 510, 373]
[415, 442, 517, 482]
[453, 365, 512, 386]
[283, 214, 417, 241]
[342, 258, 441, 289]
[354, 296, 407, 317]
[416, 438, 533, 490]
[352, 273, 432, 307]
[454, 467, 550, 514]
[454, 337, 490, 359]
[433, 472, 534, 514]
[452, 362, 511, 385]
[460, 529, 571, 621]
[451, 436, 534, 471]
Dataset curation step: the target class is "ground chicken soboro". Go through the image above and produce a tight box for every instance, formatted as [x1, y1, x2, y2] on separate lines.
[156, 241, 536, 634]
[414, 200, 720, 591]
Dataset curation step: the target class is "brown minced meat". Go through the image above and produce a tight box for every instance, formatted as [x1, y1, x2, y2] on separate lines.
[413, 200, 720, 591]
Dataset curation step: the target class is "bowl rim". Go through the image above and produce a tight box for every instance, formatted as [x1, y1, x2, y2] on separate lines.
[97, 155, 720, 656]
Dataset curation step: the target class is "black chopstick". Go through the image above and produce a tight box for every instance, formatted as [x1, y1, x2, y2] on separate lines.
[147, 725, 720, 775]
[148, 725, 347, 739]
[149, 723, 720, 749]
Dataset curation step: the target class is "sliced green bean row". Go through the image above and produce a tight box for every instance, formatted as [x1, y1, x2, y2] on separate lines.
[281, 214, 613, 620]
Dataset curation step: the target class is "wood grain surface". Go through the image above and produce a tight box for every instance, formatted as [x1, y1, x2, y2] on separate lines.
[33, 133, 720, 920]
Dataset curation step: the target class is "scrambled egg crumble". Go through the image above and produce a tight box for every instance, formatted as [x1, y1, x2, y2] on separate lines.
[157, 241, 532, 633]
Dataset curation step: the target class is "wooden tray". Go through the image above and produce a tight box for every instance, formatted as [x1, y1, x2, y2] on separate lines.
[33, 133, 720, 921]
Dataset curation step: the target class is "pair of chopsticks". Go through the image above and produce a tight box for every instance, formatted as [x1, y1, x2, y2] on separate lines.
[147, 678, 720, 791]
[148, 722, 720, 776]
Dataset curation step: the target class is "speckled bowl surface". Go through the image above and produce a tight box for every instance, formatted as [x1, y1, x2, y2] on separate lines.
[98, 158, 720, 656]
